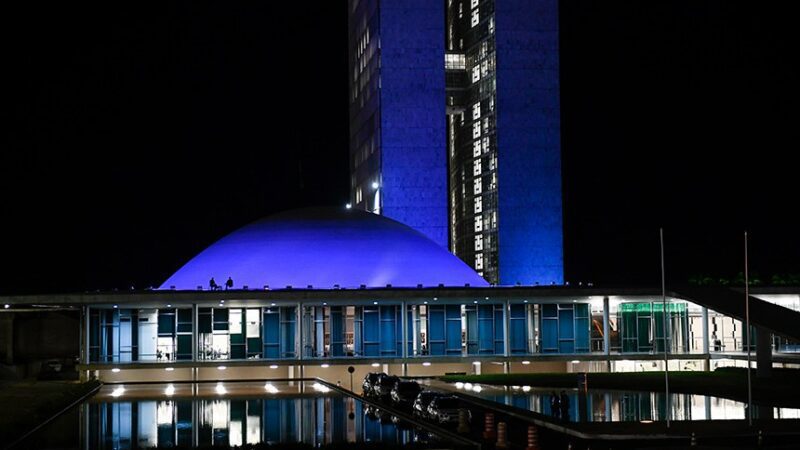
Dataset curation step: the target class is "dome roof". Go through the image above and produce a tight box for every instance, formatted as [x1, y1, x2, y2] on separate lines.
[160, 207, 488, 290]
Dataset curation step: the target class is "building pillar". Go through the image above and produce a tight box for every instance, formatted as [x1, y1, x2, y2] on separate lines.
[0, 313, 14, 366]
[701, 307, 710, 371]
[756, 326, 772, 378]
[84, 306, 91, 364]
[503, 300, 510, 357]
[296, 302, 303, 361]
[192, 303, 198, 362]
[401, 301, 408, 359]
[603, 297, 610, 372]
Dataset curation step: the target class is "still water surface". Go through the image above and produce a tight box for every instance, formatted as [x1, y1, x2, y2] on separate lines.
[438, 381, 800, 422]
[22, 381, 440, 450]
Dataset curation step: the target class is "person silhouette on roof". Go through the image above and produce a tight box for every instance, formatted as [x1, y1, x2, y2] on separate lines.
[209, 277, 219, 291]
[225, 277, 234, 290]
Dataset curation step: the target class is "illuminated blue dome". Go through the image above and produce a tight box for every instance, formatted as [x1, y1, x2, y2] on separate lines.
[160, 207, 488, 290]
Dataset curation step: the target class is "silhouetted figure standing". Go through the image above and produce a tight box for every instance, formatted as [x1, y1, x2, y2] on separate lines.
[560, 390, 570, 421]
[549, 391, 560, 418]
[225, 277, 234, 290]
[209, 277, 219, 291]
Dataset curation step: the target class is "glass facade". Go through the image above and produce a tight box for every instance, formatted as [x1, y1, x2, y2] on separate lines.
[86, 296, 766, 364]
[447, 0, 501, 282]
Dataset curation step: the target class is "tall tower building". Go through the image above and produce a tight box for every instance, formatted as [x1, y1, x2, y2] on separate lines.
[347, 0, 448, 248]
[348, 0, 563, 285]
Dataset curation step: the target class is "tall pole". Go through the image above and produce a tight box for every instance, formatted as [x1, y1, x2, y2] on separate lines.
[745, 231, 753, 426]
[660, 228, 670, 428]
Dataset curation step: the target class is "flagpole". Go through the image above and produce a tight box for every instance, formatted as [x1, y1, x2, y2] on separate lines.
[660, 228, 670, 428]
[745, 231, 753, 426]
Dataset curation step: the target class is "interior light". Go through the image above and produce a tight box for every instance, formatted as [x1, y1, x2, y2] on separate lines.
[215, 382, 227, 395]
[217, 366, 226, 370]
[113, 305, 118, 309]
[165, 367, 174, 371]
[571, 360, 580, 364]
[264, 383, 279, 394]
[522, 386, 532, 392]
[373, 301, 378, 305]
[111, 368, 121, 373]
[521, 360, 531, 365]
[110, 386, 125, 397]
[269, 365, 279, 369]
[165, 384, 175, 396]
[422, 362, 431, 367]
[166, 304, 172, 307]
[321, 364, 330, 368]
[371, 363, 380, 368]
[473, 361, 481, 365]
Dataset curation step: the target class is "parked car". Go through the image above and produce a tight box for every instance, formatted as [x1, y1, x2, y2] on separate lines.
[426, 396, 470, 424]
[412, 391, 441, 418]
[390, 380, 422, 406]
[362, 372, 384, 395]
[371, 374, 400, 398]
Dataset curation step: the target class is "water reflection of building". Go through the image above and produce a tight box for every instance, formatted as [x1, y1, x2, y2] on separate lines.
[467, 385, 800, 423]
[88, 394, 417, 449]
[2, 208, 799, 382]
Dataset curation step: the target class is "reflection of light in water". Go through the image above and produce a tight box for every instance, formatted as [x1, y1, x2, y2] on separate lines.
[216, 382, 227, 395]
[246, 415, 261, 444]
[230, 420, 243, 447]
[110, 386, 125, 397]
[313, 382, 331, 393]
[157, 401, 174, 425]
[164, 384, 175, 396]
[264, 383, 279, 394]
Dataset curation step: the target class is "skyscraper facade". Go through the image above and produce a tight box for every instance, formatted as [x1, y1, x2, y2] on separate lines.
[347, 0, 448, 248]
[348, 0, 563, 285]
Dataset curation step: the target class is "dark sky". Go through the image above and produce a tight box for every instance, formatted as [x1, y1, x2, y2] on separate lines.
[2, 1, 798, 295]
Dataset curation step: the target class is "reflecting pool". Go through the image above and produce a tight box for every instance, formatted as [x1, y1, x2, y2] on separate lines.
[22, 381, 442, 450]
[437, 382, 800, 423]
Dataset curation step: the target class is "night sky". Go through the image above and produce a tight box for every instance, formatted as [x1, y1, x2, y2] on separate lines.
[2, 1, 798, 295]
